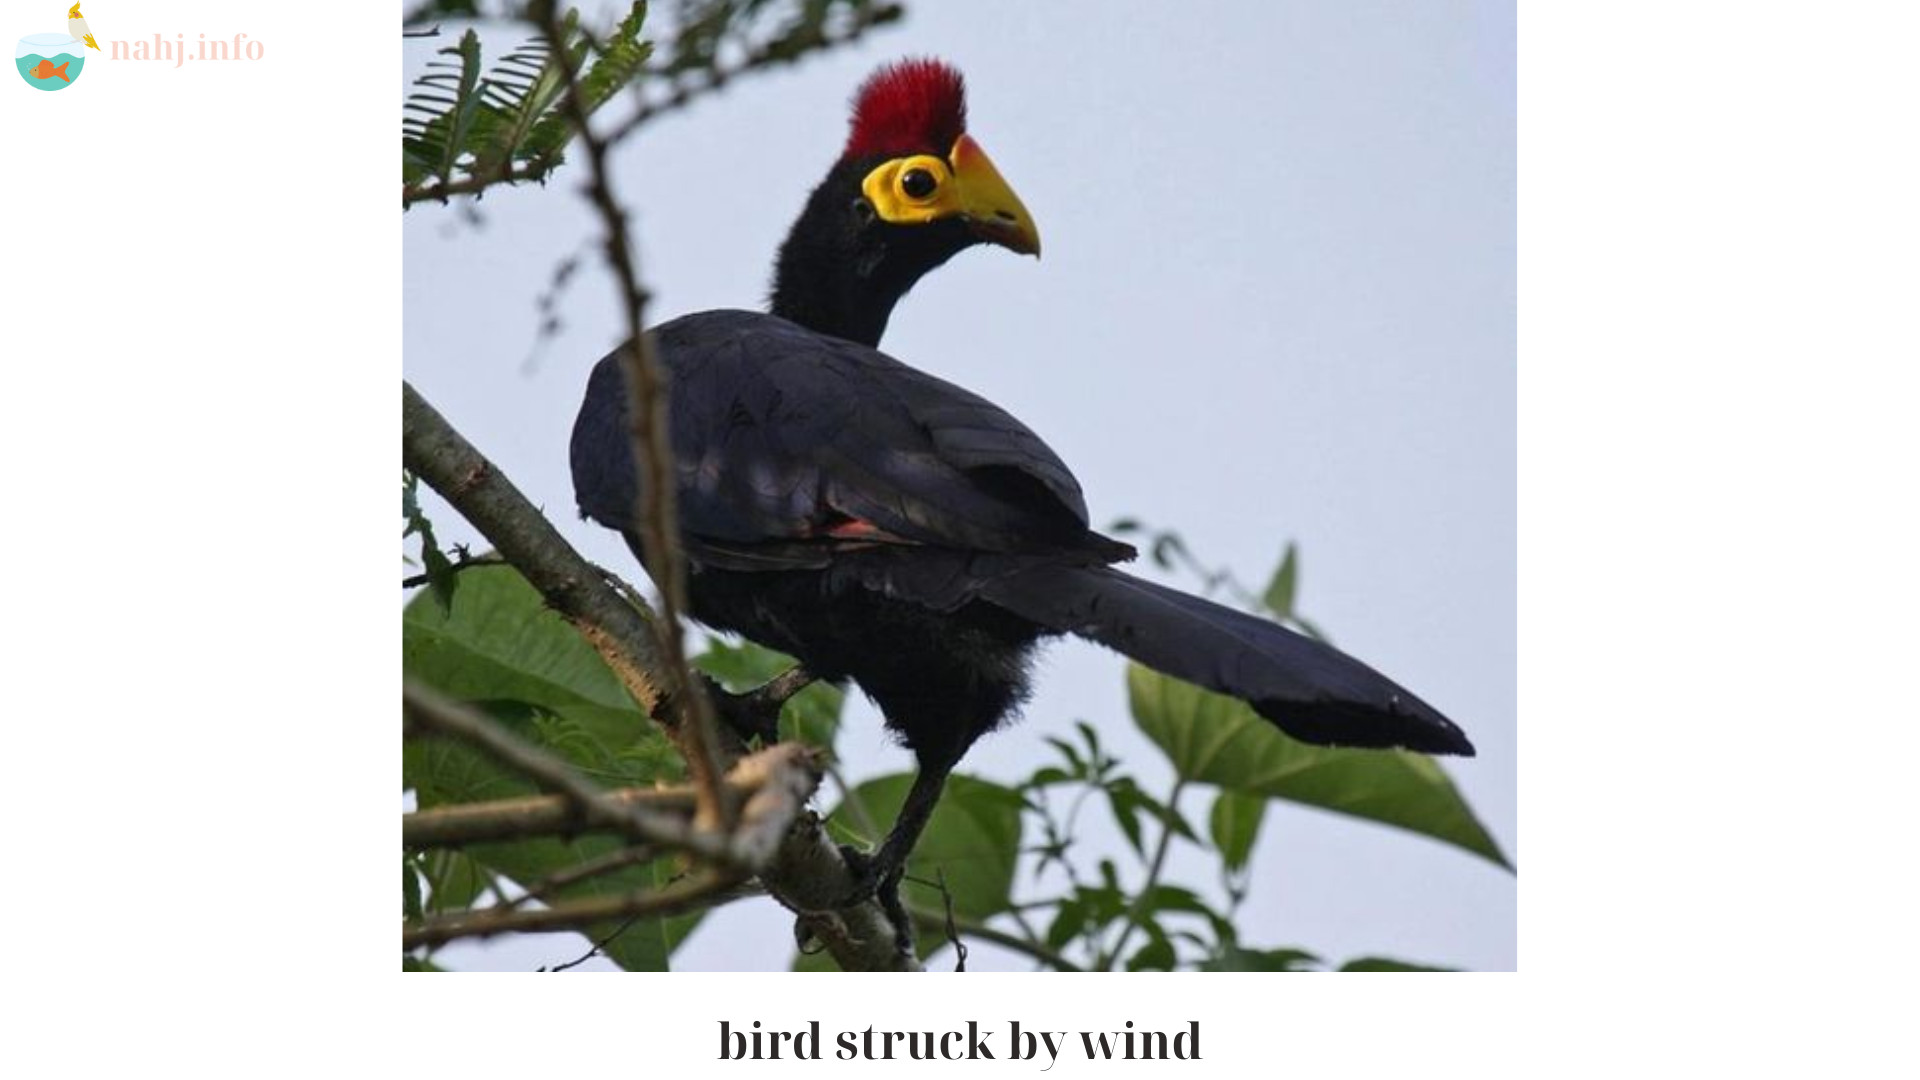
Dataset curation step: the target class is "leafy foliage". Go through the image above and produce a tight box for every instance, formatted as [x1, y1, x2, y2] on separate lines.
[402, 565, 695, 969]
[402, 4, 652, 203]
[402, 471, 460, 611]
[398, 3, 1504, 972]
[1129, 664, 1510, 869]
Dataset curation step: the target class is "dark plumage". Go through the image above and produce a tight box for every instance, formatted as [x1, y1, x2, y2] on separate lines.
[569, 59, 1471, 939]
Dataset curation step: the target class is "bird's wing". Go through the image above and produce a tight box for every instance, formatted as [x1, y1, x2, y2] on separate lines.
[571, 310, 1106, 566]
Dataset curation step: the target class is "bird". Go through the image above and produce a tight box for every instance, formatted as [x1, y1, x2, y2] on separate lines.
[569, 58, 1473, 938]
[68, 4, 99, 52]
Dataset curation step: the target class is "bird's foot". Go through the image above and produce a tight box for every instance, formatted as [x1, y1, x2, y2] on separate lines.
[705, 667, 816, 746]
[708, 677, 781, 744]
[836, 844, 915, 957]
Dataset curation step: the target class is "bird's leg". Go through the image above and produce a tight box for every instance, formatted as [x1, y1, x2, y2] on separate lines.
[838, 757, 954, 955]
[706, 666, 815, 745]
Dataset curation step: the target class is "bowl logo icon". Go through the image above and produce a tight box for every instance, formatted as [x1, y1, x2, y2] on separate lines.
[17, 5, 99, 92]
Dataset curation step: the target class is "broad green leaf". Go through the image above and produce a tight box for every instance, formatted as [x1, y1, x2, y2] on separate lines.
[1339, 957, 1457, 972]
[403, 565, 668, 765]
[416, 849, 494, 914]
[1128, 665, 1510, 870]
[1262, 542, 1300, 619]
[827, 773, 1023, 921]
[1209, 790, 1267, 873]
[405, 733, 693, 971]
[403, 565, 698, 968]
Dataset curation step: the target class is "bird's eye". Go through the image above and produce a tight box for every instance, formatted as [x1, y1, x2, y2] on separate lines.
[900, 168, 938, 200]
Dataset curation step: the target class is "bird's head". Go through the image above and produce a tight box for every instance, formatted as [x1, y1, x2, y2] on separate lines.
[770, 58, 1040, 346]
[840, 58, 1040, 258]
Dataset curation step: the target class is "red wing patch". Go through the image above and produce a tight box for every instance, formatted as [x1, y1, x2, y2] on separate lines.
[821, 516, 919, 545]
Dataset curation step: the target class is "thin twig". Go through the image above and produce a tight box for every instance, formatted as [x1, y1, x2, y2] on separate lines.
[400, 551, 505, 589]
[402, 157, 557, 208]
[906, 906, 1082, 973]
[405, 784, 705, 848]
[1098, 778, 1189, 971]
[935, 869, 967, 972]
[505, 845, 659, 909]
[404, 680, 739, 865]
[404, 870, 743, 950]
[538, 3, 733, 835]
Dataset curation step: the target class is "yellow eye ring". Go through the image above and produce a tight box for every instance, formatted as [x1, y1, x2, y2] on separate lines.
[861, 154, 960, 224]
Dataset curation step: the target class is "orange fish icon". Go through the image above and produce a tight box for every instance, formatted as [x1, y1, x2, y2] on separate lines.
[29, 59, 72, 83]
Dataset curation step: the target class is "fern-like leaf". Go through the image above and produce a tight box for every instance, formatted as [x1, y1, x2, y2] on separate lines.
[523, 3, 655, 162]
[401, 30, 485, 187]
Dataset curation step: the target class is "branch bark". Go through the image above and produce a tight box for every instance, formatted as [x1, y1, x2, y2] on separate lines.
[402, 752, 801, 850]
[403, 680, 738, 865]
[540, 2, 732, 834]
[401, 381, 919, 971]
[403, 870, 748, 951]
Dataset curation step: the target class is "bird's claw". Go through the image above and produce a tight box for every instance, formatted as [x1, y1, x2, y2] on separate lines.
[707, 676, 781, 745]
[836, 843, 915, 956]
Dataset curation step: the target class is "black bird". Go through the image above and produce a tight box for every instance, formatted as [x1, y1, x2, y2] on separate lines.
[571, 59, 1472, 928]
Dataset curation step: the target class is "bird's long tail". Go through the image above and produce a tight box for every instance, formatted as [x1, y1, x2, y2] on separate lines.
[981, 564, 1474, 756]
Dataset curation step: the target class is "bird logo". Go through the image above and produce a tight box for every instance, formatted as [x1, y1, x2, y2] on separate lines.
[15, 2, 98, 91]
[69, 4, 99, 53]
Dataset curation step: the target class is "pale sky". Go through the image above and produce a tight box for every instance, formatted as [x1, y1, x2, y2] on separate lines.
[405, 0, 1516, 971]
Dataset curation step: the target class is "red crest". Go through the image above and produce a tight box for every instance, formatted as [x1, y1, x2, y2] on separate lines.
[842, 58, 968, 160]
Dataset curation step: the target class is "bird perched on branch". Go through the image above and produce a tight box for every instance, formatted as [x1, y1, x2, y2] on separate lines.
[68, 3, 99, 52]
[571, 59, 1472, 945]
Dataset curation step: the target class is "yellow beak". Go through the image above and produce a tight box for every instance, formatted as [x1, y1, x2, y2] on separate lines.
[949, 134, 1041, 257]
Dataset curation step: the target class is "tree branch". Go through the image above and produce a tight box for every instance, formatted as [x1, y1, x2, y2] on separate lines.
[404, 869, 746, 950]
[539, 1, 733, 834]
[400, 381, 918, 970]
[405, 777, 738, 849]
[403, 680, 739, 865]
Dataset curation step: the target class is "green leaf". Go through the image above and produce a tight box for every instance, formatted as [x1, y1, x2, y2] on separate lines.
[1125, 922, 1177, 971]
[402, 472, 459, 612]
[1021, 765, 1073, 790]
[1128, 665, 1510, 870]
[1262, 542, 1300, 619]
[401, 30, 485, 187]
[404, 565, 668, 768]
[1339, 957, 1458, 972]
[402, 565, 697, 968]
[1042, 735, 1086, 778]
[1208, 790, 1267, 874]
[1106, 782, 1146, 856]
[402, 954, 446, 972]
[403, 857, 424, 920]
[1202, 946, 1321, 972]
[827, 773, 1024, 920]
[416, 849, 494, 914]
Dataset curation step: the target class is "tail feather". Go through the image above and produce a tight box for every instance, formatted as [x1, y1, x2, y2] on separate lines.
[983, 564, 1474, 756]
